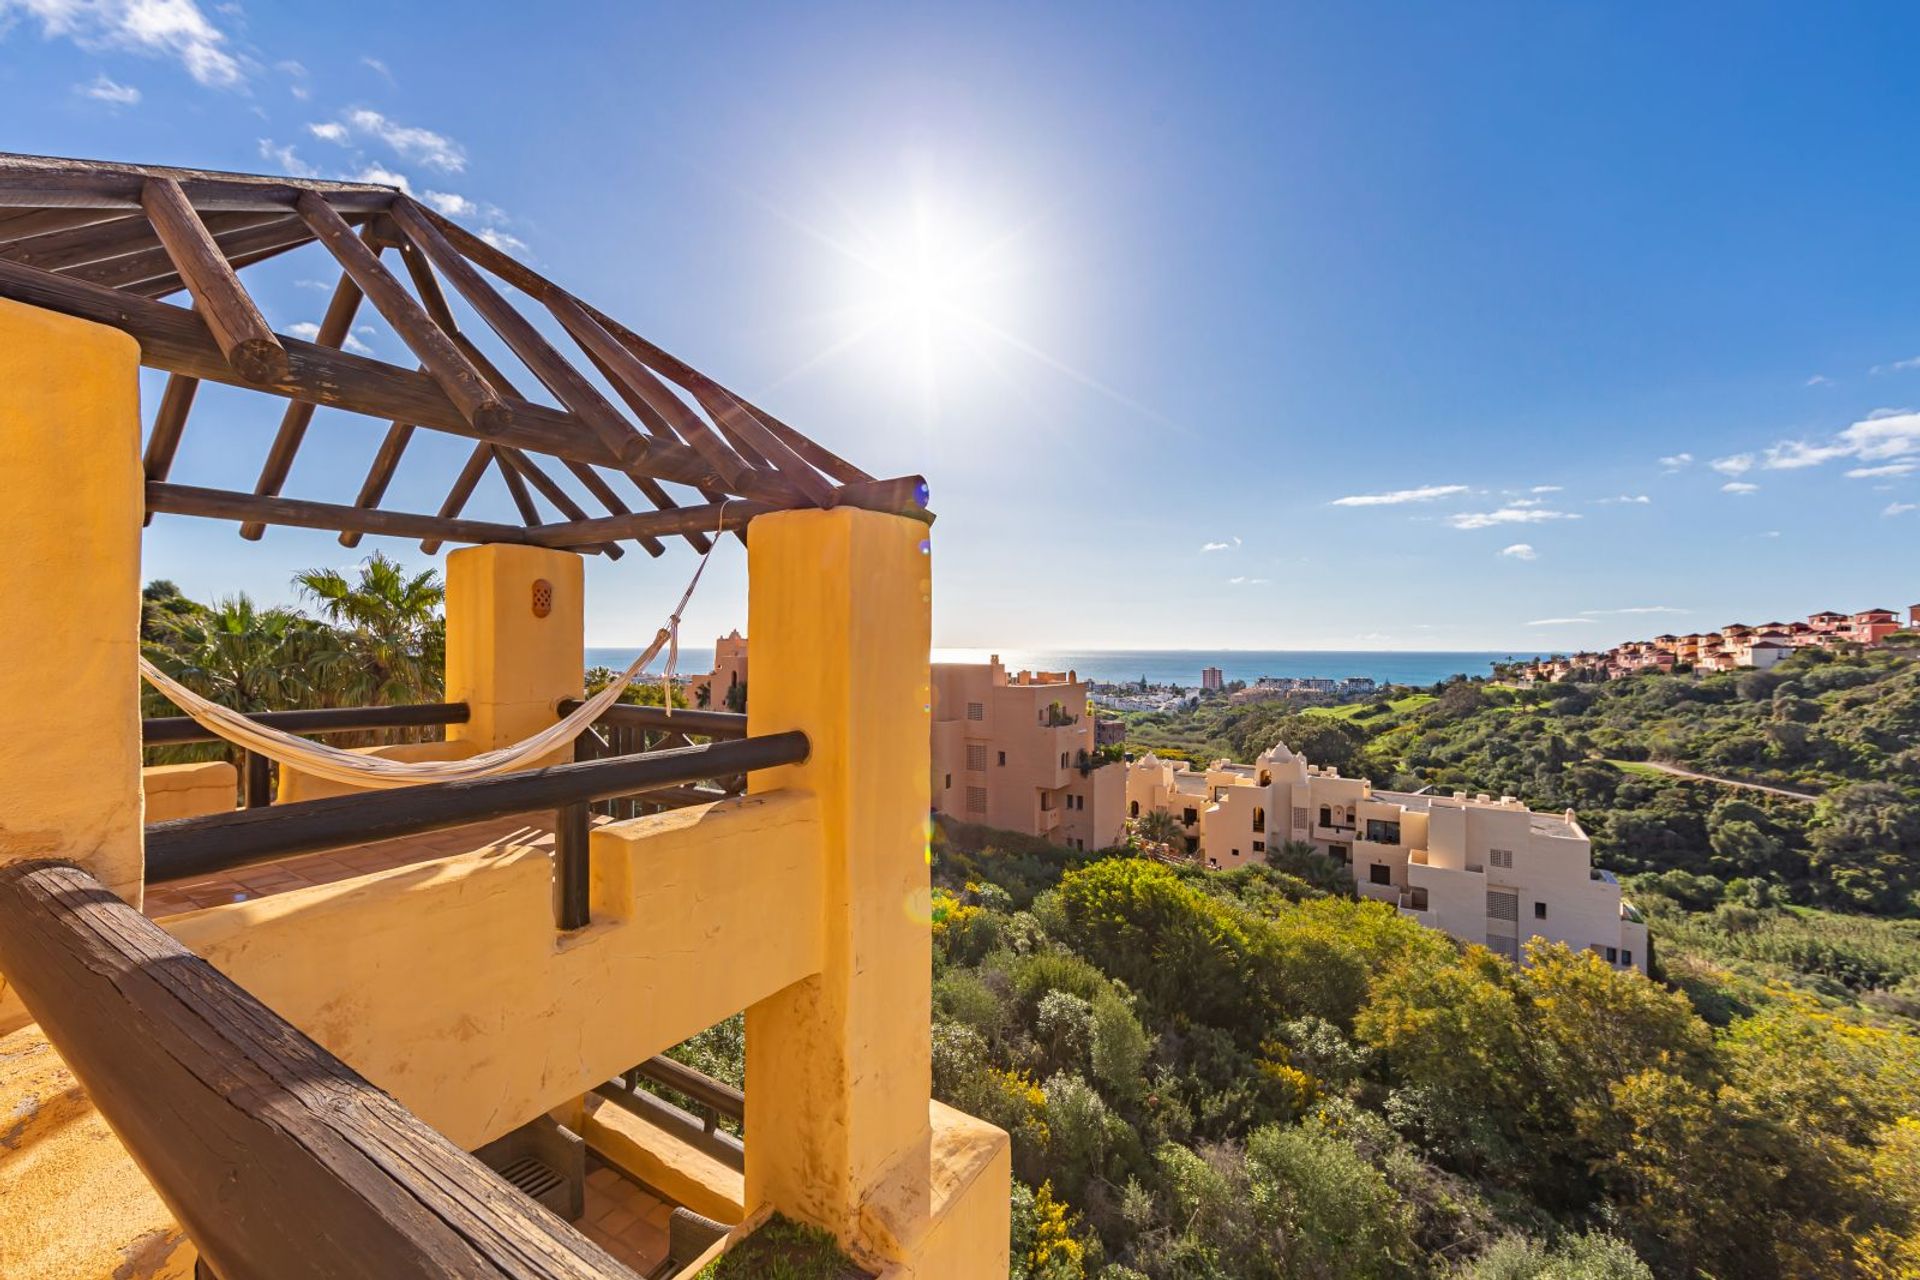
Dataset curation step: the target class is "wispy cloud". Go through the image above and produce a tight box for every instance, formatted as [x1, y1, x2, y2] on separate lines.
[1848, 462, 1917, 479]
[1499, 544, 1538, 561]
[256, 138, 316, 178]
[1871, 355, 1920, 375]
[1530, 485, 1563, 494]
[4, 0, 244, 87]
[1711, 410, 1920, 479]
[1596, 494, 1652, 505]
[307, 108, 466, 172]
[1583, 606, 1685, 616]
[1886, 502, 1918, 517]
[353, 164, 411, 192]
[1806, 374, 1834, 387]
[1722, 481, 1760, 495]
[76, 71, 140, 103]
[1447, 507, 1580, 530]
[1711, 453, 1755, 476]
[287, 320, 372, 355]
[361, 54, 395, 83]
[1227, 576, 1269, 586]
[423, 190, 477, 217]
[1527, 617, 1590, 626]
[1330, 484, 1468, 507]
[274, 58, 309, 99]
[478, 227, 528, 253]
[1199, 536, 1241, 553]
[1659, 452, 1693, 471]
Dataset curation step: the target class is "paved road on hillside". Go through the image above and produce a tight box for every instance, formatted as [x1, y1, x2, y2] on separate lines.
[1627, 759, 1822, 802]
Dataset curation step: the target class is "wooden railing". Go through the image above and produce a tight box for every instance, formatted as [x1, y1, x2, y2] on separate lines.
[0, 859, 643, 1280]
[561, 701, 747, 821]
[594, 1056, 744, 1174]
[143, 702, 472, 808]
[143, 732, 809, 930]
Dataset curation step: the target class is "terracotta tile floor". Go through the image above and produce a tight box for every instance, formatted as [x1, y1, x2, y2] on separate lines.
[582, 1155, 673, 1274]
[141, 812, 563, 918]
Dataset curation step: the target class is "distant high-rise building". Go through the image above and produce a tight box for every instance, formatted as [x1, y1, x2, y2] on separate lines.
[1201, 666, 1224, 691]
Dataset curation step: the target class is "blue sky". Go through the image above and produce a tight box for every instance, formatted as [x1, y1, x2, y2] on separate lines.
[4, 2, 1917, 651]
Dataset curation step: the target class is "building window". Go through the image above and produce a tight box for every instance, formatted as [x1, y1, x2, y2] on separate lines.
[1368, 863, 1392, 886]
[1040, 793, 1052, 811]
[1292, 806, 1309, 830]
[1408, 887, 1429, 910]
[1319, 804, 1332, 827]
[965, 744, 987, 772]
[1490, 848, 1514, 870]
[1253, 807, 1266, 833]
[1252, 840, 1265, 853]
[1605, 946, 1618, 964]
[1061, 752, 1069, 768]
[998, 751, 1007, 767]
[1230, 850, 1239, 861]
[1621, 949, 1633, 967]
[1487, 890, 1519, 921]
[943, 773, 951, 790]
[965, 786, 986, 813]
[966, 701, 984, 721]
[1365, 819, 1401, 845]
[1130, 800, 1140, 818]
[1533, 901, 1547, 920]
[1182, 808, 1197, 826]
[1184, 837, 1198, 855]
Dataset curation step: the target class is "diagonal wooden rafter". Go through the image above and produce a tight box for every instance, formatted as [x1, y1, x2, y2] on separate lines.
[141, 176, 287, 384]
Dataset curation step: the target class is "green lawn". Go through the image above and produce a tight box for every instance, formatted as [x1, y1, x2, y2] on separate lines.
[1605, 758, 1668, 779]
[1300, 692, 1435, 722]
[696, 1215, 868, 1280]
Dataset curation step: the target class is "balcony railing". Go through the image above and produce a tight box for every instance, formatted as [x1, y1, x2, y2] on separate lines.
[595, 1056, 745, 1174]
[559, 700, 748, 820]
[144, 701, 472, 808]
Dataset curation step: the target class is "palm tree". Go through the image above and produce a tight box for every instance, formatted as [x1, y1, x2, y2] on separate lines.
[145, 594, 331, 714]
[1134, 808, 1184, 856]
[294, 553, 445, 706]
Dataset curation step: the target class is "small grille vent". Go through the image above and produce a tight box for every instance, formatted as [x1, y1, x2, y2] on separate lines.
[499, 1155, 564, 1200]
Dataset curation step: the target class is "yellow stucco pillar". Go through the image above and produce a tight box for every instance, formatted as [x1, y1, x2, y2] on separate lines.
[444, 543, 585, 752]
[743, 507, 938, 1263]
[0, 299, 144, 1032]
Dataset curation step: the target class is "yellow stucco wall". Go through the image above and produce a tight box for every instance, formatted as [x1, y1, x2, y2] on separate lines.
[157, 791, 822, 1150]
[445, 543, 585, 751]
[0, 299, 143, 898]
[140, 761, 237, 823]
[581, 1093, 745, 1226]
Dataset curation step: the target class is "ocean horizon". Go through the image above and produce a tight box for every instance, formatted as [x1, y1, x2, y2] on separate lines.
[586, 647, 1535, 688]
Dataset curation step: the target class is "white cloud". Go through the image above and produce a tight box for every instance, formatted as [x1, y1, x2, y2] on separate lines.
[307, 120, 349, 144]
[1201, 541, 1231, 552]
[1762, 439, 1852, 469]
[1596, 494, 1652, 505]
[1885, 502, 1918, 517]
[1806, 374, 1833, 387]
[1530, 485, 1563, 494]
[1330, 483, 1468, 507]
[5, 0, 244, 87]
[1227, 576, 1269, 586]
[1583, 606, 1685, 616]
[1499, 544, 1538, 561]
[1722, 481, 1760, 495]
[1659, 452, 1693, 471]
[274, 58, 308, 99]
[353, 165, 412, 192]
[1848, 462, 1917, 479]
[293, 278, 331, 291]
[77, 71, 139, 103]
[256, 138, 315, 177]
[477, 227, 528, 253]
[341, 107, 464, 171]
[361, 54, 394, 82]
[1707, 410, 1920, 480]
[1527, 617, 1591, 626]
[287, 321, 373, 356]
[423, 190, 476, 217]
[1711, 453, 1755, 475]
[1871, 355, 1920, 375]
[1447, 507, 1580, 530]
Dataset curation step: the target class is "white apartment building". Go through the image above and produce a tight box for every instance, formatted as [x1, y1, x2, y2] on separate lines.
[1126, 742, 1647, 972]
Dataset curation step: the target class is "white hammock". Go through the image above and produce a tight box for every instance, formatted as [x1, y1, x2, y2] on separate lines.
[141, 508, 729, 790]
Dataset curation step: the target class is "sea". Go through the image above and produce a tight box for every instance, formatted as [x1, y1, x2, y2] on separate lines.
[586, 647, 1531, 689]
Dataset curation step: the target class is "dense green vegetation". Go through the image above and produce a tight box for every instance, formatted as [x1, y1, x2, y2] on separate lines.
[923, 821, 1920, 1279]
[695, 1214, 867, 1279]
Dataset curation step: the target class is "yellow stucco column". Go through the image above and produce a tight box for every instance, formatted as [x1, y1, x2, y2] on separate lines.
[743, 507, 938, 1263]
[444, 544, 585, 752]
[0, 299, 144, 1032]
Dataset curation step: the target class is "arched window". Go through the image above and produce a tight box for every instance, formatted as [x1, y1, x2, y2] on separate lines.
[1253, 807, 1265, 833]
[1129, 800, 1140, 818]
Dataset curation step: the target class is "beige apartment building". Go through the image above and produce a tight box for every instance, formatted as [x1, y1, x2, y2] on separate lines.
[932, 657, 1126, 851]
[1126, 742, 1647, 971]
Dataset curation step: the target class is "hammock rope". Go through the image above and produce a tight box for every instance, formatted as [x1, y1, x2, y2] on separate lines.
[140, 504, 734, 791]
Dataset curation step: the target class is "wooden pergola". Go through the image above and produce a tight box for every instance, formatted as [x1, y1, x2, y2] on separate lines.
[0, 153, 929, 559]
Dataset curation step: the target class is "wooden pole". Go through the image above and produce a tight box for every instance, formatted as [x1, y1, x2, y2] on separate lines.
[141, 374, 199, 525]
[140, 177, 288, 383]
[146, 481, 541, 548]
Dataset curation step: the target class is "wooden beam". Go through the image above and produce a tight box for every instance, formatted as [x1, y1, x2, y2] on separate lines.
[0, 860, 642, 1280]
[0, 154, 397, 213]
[147, 481, 541, 548]
[535, 475, 932, 547]
[141, 177, 287, 383]
[0, 248, 818, 504]
[240, 267, 366, 538]
[339, 421, 416, 549]
[420, 443, 496, 555]
[295, 190, 505, 433]
[74, 214, 315, 292]
[495, 446, 628, 559]
[141, 373, 199, 487]
[0, 206, 132, 244]
[4, 210, 282, 273]
[386, 198, 653, 472]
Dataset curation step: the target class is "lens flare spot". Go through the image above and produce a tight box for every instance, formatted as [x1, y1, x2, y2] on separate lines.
[904, 885, 935, 925]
